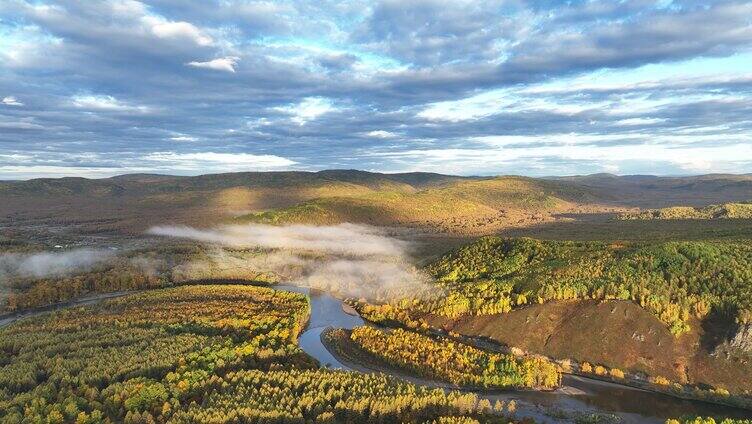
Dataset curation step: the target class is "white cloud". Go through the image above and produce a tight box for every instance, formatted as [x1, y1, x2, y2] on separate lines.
[602, 163, 620, 173]
[142, 17, 213, 46]
[0, 116, 48, 130]
[417, 90, 507, 122]
[614, 117, 667, 126]
[169, 135, 198, 142]
[142, 151, 296, 171]
[186, 56, 240, 73]
[366, 133, 752, 176]
[0, 165, 124, 179]
[0, 151, 297, 179]
[275, 97, 335, 125]
[416, 88, 604, 122]
[364, 130, 397, 138]
[71, 95, 149, 113]
[1, 96, 23, 106]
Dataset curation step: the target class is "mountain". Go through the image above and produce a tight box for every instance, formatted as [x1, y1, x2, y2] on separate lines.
[0, 170, 466, 235]
[238, 176, 605, 233]
[2, 171, 751, 237]
[551, 174, 752, 207]
[0, 170, 464, 196]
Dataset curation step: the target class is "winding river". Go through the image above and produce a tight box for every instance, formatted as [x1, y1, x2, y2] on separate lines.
[276, 285, 752, 424]
[2, 285, 751, 423]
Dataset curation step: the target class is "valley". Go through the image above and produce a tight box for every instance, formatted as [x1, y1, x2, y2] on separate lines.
[1, 170, 751, 423]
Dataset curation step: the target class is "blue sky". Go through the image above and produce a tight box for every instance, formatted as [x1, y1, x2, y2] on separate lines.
[0, 0, 751, 179]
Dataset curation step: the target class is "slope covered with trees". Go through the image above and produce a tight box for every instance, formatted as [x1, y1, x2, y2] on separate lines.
[239, 177, 601, 233]
[0, 285, 511, 423]
[0, 244, 285, 314]
[423, 237, 752, 334]
[620, 202, 752, 220]
[348, 326, 560, 389]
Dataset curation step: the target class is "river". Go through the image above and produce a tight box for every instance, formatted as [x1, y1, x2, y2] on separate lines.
[2, 285, 751, 423]
[275, 285, 752, 424]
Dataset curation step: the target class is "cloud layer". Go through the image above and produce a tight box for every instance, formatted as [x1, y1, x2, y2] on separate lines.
[150, 223, 432, 301]
[0, 249, 114, 282]
[1, 0, 751, 178]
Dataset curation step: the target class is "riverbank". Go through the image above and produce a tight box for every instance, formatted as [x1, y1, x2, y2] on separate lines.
[3, 282, 751, 422]
[348, 297, 752, 413]
[425, 323, 752, 412]
[321, 327, 616, 423]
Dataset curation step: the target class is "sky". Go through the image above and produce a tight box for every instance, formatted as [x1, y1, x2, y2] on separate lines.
[0, 0, 751, 179]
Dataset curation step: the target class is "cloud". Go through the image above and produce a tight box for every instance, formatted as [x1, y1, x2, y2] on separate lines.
[1, 1, 752, 178]
[142, 152, 296, 171]
[0, 249, 114, 283]
[353, 0, 524, 67]
[143, 16, 213, 46]
[186, 56, 240, 73]
[169, 135, 198, 142]
[364, 130, 397, 138]
[149, 223, 434, 301]
[148, 223, 408, 257]
[615, 117, 667, 126]
[275, 97, 336, 125]
[71, 95, 149, 113]
[2, 96, 23, 106]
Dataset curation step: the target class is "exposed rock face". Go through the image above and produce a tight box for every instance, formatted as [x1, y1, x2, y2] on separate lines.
[728, 324, 752, 353]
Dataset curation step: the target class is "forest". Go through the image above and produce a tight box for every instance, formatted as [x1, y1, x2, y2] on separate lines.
[420, 237, 752, 335]
[347, 326, 560, 389]
[0, 285, 517, 423]
[619, 202, 752, 220]
[668, 419, 752, 424]
[6, 236, 752, 338]
[0, 245, 281, 314]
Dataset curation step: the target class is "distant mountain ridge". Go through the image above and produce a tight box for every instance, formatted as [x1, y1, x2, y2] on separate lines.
[1, 170, 750, 235]
[0, 170, 466, 197]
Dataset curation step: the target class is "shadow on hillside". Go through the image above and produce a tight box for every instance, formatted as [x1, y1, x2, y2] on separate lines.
[498, 213, 752, 242]
[700, 309, 737, 353]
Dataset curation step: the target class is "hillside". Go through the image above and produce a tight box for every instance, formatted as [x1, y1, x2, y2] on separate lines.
[353, 236, 752, 396]
[552, 174, 752, 208]
[238, 176, 608, 233]
[3, 171, 752, 243]
[0, 170, 464, 237]
[619, 202, 752, 220]
[424, 237, 752, 333]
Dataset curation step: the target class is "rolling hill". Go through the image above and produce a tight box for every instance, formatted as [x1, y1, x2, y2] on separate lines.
[2, 171, 752, 240]
[619, 202, 752, 220]
[238, 176, 606, 233]
[0, 170, 464, 236]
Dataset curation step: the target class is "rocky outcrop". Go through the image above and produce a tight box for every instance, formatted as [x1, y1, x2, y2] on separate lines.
[727, 324, 752, 353]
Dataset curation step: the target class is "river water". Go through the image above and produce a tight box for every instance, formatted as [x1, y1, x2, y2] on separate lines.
[275, 285, 752, 424]
[3, 285, 750, 423]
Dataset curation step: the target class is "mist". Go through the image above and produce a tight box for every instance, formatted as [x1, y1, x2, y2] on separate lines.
[149, 223, 435, 301]
[148, 223, 408, 257]
[0, 249, 114, 284]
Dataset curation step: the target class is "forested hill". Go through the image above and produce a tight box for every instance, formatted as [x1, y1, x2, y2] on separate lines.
[236, 176, 603, 231]
[3, 171, 751, 205]
[619, 202, 752, 220]
[0, 170, 466, 197]
[0, 170, 470, 234]
[425, 237, 752, 334]
[549, 173, 752, 207]
[2, 171, 752, 235]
